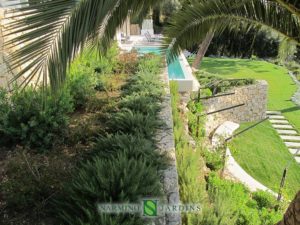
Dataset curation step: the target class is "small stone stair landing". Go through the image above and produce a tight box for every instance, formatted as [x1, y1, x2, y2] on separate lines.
[267, 111, 300, 163]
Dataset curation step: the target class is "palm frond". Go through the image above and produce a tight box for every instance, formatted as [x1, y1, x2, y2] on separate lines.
[163, 0, 300, 62]
[4, 0, 158, 91]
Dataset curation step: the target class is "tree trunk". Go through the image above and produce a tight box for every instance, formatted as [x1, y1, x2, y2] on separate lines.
[276, 191, 300, 225]
[192, 32, 214, 70]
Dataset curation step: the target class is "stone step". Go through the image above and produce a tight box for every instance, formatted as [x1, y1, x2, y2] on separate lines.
[269, 120, 289, 124]
[289, 148, 300, 155]
[276, 130, 298, 135]
[269, 115, 285, 119]
[285, 142, 300, 148]
[266, 111, 281, 115]
[272, 124, 294, 129]
[280, 135, 300, 141]
[295, 157, 300, 163]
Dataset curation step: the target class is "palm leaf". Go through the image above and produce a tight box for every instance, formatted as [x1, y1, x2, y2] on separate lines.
[163, 0, 300, 62]
[3, 0, 158, 91]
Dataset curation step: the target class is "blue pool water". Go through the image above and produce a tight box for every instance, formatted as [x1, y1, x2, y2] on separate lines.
[135, 47, 186, 79]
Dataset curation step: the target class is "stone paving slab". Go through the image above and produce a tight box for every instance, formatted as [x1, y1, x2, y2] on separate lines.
[295, 156, 300, 163]
[272, 124, 294, 129]
[266, 111, 281, 115]
[285, 142, 300, 148]
[276, 129, 298, 135]
[269, 119, 289, 124]
[289, 148, 300, 155]
[280, 135, 300, 141]
[268, 115, 285, 119]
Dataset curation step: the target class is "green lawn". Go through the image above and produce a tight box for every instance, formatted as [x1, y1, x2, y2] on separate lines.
[200, 57, 300, 199]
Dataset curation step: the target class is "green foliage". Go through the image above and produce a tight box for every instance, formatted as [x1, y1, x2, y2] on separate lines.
[108, 109, 162, 139]
[94, 134, 168, 170]
[123, 55, 164, 99]
[203, 149, 224, 171]
[50, 52, 165, 225]
[207, 173, 282, 225]
[67, 70, 97, 109]
[170, 81, 207, 224]
[171, 80, 282, 225]
[0, 88, 73, 150]
[186, 97, 205, 139]
[119, 94, 160, 115]
[252, 191, 277, 209]
[194, 70, 255, 95]
[53, 153, 162, 225]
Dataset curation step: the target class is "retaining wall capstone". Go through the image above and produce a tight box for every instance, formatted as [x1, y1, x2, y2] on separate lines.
[202, 80, 268, 136]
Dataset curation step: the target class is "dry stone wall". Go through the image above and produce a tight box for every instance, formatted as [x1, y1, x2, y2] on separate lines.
[203, 80, 268, 136]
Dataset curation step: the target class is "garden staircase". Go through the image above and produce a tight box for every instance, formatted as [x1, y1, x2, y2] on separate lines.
[267, 111, 300, 163]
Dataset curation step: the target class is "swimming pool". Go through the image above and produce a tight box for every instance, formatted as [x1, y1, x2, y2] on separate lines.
[135, 47, 186, 79]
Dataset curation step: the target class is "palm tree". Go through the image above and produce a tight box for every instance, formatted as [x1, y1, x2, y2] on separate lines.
[276, 190, 300, 225]
[163, 0, 300, 64]
[3, 0, 158, 90]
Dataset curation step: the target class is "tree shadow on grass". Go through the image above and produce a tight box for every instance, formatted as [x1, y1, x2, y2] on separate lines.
[281, 106, 300, 113]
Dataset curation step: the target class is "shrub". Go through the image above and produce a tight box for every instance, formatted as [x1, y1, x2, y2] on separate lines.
[207, 173, 282, 225]
[122, 54, 164, 99]
[107, 109, 163, 139]
[186, 99, 205, 138]
[67, 70, 97, 109]
[203, 149, 224, 171]
[93, 134, 168, 170]
[0, 88, 73, 150]
[252, 190, 277, 209]
[52, 153, 162, 225]
[119, 94, 160, 115]
[71, 43, 119, 76]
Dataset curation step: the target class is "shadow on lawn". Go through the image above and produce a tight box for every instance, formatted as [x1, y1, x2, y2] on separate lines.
[281, 106, 300, 113]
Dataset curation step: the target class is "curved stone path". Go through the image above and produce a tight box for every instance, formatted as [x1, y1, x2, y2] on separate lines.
[267, 111, 300, 163]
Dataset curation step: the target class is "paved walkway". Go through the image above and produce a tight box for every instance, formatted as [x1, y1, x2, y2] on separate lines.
[267, 111, 300, 163]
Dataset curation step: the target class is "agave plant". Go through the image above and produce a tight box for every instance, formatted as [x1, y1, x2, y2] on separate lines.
[163, 0, 300, 62]
[3, 0, 158, 90]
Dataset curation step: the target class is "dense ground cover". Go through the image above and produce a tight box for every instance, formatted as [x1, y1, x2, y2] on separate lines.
[197, 57, 300, 199]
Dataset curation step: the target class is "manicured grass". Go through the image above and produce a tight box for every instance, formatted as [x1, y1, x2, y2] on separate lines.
[230, 121, 300, 198]
[199, 57, 300, 199]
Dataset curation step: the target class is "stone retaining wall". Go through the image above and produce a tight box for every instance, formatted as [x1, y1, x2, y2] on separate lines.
[203, 80, 268, 136]
[155, 65, 181, 225]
